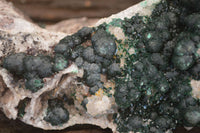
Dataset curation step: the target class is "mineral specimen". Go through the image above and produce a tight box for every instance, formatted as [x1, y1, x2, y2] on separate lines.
[1, 0, 200, 133]
[113, 0, 200, 132]
[44, 99, 70, 126]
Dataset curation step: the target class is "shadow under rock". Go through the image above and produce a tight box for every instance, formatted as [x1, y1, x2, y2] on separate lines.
[1, 110, 200, 133]
[0, 110, 112, 133]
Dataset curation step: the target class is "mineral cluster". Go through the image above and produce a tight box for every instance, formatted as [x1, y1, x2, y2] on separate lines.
[113, 0, 200, 132]
[2, 24, 120, 126]
[1, 0, 200, 133]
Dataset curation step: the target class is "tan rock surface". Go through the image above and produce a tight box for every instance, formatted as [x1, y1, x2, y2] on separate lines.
[0, 0, 116, 131]
[46, 17, 98, 34]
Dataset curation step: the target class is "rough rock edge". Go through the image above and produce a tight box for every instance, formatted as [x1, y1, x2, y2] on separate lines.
[95, 0, 161, 26]
[0, 0, 119, 131]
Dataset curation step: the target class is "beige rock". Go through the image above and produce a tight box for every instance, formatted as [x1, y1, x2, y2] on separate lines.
[0, 0, 117, 131]
[46, 17, 98, 34]
[191, 80, 200, 99]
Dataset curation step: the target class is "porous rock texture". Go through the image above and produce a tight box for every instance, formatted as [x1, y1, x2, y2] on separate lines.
[1, 0, 200, 133]
[0, 0, 115, 131]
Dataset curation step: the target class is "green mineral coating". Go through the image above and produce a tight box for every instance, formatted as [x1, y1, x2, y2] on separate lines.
[23, 56, 53, 78]
[44, 99, 69, 126]
[2, 27, 94, 93]
[140, 0, 147, 7]
[17, 98, 30, 118]
[81, 98, 88, 110]
[34, 79, 42, 86]
[91, 29, 117, 59]
[53, 54, 68, 72]
[103, 87, 112, 97]
[147, 33, 152, 39]
[2, 52, 68, 93]
[3, 53, 25, 75]
[18, 104, 26, 117]
[55, 60, 66, 70]
[105, 18, 123, 33]
[2, 54, 54, 93]
[113, 0, 200, 132]
[147, 88, 152, 95]
[185, 110, 200, 126]
[25, 78, 43, 93]
[72, 69, 78, 74]
[172, 55, 194, 70]
[2, 0, 200, 132]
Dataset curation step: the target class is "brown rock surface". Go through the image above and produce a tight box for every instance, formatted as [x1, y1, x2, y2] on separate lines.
[6, 0, 142, 23]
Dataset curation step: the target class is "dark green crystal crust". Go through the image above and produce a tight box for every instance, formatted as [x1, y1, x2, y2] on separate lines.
[1, 26, 119, 93]
[113, 0, 200, 132]
[1, 25, 119, 125]
[44, 99, 69, 126]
